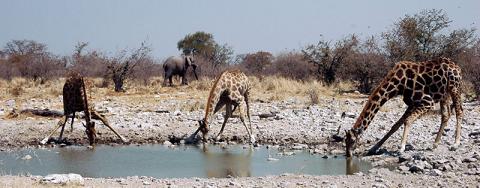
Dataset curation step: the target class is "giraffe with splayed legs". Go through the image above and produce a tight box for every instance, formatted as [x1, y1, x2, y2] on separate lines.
[345, 57, 463, 157]
[40, 72, 128, 146]
[190, 70, 254, 144]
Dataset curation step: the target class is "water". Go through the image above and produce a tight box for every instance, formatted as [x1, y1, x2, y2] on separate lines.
[0, 145, 372, 178]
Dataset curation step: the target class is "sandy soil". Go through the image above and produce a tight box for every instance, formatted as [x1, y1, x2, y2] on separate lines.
[0, 85, 479, 187]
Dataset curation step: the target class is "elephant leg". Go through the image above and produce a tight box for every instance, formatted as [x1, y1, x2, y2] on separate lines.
[168, 75, 173, 86]
[181, 74, 188, 85]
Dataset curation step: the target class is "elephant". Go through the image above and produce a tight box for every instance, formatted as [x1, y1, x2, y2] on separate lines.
[163, 54, 199, 86]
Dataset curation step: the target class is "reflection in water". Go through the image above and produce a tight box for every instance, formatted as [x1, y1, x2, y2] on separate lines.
[57, 147, 96, 177]
[0, 145, 372, 178]
[201, 145, 252, 178]
[346, 158, 360, 175]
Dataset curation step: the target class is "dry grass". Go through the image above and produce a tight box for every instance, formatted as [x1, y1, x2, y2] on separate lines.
[0, 76, 356, 113]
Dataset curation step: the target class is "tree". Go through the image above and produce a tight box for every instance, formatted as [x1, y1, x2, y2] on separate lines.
[3, 40, 64, 82]
[302, 35, 358, 85]
[68, 42, 110, 78]
[210, 43, 234, 69]
[269, 52, 315, 80]
[240, 51, 273, 76]
[177, 32, 235, 76]
[341, 37, 390, 93]
[107, 42, 152, 92]
[177, 31, 216, 57]
[383, 9, 477, 62]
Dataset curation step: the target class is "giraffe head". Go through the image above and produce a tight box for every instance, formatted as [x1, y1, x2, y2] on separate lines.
[85, 122, 96, 146]
[198, 119, 209, 142]
[345, 129, 358, 157]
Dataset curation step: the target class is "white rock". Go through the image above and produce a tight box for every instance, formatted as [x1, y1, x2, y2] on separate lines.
[42, 174, 84, 185]
[21, 155, 32, 160]
[267, 157, 279, 161]
[163, 141, 172, 146]
[5, 99, 15, 107]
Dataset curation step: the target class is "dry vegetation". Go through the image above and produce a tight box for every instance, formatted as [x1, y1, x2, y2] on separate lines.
[0, 76, 358, 113]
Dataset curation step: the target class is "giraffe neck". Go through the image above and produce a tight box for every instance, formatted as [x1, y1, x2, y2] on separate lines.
[204, 73, 227, 124]
[352, 76, 399, 136]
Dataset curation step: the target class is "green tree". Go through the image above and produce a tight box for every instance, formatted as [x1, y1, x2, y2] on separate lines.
[177, 31, 216, 57]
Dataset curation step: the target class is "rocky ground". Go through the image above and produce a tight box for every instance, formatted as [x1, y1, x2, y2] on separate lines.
[0, 90, 479, 187]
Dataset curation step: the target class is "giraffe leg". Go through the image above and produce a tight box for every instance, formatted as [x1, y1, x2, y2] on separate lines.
[91, 111, 128, 143]
[400, 97, 434, 152]
[237, 101, 254, 144]
[434, 99, 450, 148]
[40, 116, 68, 144]
[450, 88, 463, 146]
[58, 115, 70, 141]
[69, 112, 75, 133]
[244, 91, 254, 142]
[367, 107, 413, 155]
[216, 103, 232, 141]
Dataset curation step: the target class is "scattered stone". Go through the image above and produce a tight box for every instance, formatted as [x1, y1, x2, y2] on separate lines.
[409, 164, 424, 173]
[341, 112, 356, 118]
[398, 165, 410, 172]
[462, 158, 477, 163]
[21, 155, 32, 160]
[398, 155, 412, 163]
[5, 99, 15, 107]
[280, 151, 295, 156]
[116, 178, 128, 185]
[292, 143, 307, 150]
[163, 141, 172, 146]
[41, 174, 84, 185]
[430, 169, 443, 176]
[267, 157, 279, 161]
[372, 183, 387, 188]
[143, 181, 151, 185]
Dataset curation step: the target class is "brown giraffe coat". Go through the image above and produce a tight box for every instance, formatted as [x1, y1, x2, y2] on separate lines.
[40, 72, 127, 146]
[190, 70, 254, 143]
[345, 57, 463, 157]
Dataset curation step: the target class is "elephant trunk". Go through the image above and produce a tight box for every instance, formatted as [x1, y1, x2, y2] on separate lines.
[192, 64, 199, 80]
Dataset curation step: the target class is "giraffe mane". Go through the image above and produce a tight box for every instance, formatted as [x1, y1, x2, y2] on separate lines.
[204, 70, 229, 121]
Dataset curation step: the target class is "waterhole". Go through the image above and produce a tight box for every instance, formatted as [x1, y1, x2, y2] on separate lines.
[0, 145, 372, 178]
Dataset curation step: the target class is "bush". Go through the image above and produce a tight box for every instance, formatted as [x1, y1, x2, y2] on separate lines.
[268, 52, 316, 81]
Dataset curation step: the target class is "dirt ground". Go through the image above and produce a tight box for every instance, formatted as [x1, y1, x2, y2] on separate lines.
[0, 78, 479, 187]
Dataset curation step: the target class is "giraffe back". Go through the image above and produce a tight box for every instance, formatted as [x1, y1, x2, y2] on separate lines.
[63, 72, 87, 115]
[383, 57, 461, 105]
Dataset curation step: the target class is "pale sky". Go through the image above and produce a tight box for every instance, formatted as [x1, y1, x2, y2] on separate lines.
[1, 0, 478, 59]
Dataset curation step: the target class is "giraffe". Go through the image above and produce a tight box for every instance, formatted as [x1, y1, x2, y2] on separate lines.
[190, 70, 255, 143]
[345, 57, 463, 157]
[40, 72, 128, 146]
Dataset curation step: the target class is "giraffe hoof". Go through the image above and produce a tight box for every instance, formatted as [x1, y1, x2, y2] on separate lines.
[250, 136, 256, 144]
[449, 144, 459, 151]
[40, 138, 49, 145]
